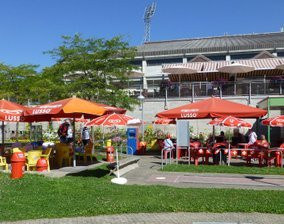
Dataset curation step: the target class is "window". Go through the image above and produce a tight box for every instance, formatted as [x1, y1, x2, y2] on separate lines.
[231, 53, 258, 60]
[147, 58, 182, 65]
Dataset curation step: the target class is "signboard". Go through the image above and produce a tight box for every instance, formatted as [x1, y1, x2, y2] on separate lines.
[176, 120, 190, 147]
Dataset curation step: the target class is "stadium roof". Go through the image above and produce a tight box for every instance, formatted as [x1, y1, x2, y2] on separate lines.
[137, 32, 284, 57]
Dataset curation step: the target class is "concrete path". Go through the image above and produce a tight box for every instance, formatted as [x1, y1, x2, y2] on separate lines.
[2, 212, 284, 224]
[124, 156, 284, 190]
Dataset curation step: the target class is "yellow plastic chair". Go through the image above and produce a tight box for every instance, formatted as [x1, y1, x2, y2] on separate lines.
[41, 147, 52, 171]
[55, 144, 72, 168]
[11, 147, 22, 153]
[26, 150, 42, 171]
[84, 142, 94, 163]
[0, 156, 8, 171]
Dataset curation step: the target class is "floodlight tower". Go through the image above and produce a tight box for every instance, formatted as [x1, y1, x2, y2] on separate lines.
[143, 2, 156, 43]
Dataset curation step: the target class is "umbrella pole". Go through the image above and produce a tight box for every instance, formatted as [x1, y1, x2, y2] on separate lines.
[91, 126, 94, 154]
[16, 122, 19, 142]
[212, 125, 216, 142]
[115, 146, 120, 178]
[73, 117, 76, 167]
[228, 133, 231, 166]
[1, 121, 4, 152]
[29, 122, 32, 142]
[111, 132, 127, 185]
[102, 125, 105, 147]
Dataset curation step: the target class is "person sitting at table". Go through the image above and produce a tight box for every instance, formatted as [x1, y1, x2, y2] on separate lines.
[163, 134, 174, 151]
[216, 131, 226, 143]
[231, 129, 245, 146]
[248, 129, 257, 145]
[205, 134, 215, 147]
[162, 134, 175, 161]
[254, 135, 269, 149]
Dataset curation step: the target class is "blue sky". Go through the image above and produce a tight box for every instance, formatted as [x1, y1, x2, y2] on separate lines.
[1, 0, 284, 70]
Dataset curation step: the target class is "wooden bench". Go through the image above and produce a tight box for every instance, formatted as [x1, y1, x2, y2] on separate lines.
[107, 156, 140, 177]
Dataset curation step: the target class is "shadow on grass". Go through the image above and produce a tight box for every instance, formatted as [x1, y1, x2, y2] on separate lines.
[66, 168, 109, 178]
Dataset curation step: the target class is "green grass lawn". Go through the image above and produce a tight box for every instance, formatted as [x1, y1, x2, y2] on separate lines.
[162, 164, 284, 175]
[1, 165, 284, 222]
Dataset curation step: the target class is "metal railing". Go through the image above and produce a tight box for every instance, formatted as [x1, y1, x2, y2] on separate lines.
[126, 79, 284, 99]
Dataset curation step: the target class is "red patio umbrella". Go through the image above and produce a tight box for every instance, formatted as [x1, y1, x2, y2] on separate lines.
[156, 97, 267, 119]
[261, 115, 284, 127]
[0, 99, 27, 122]
[209, 116, 252, 128]
[153, 118, 175, 124]
[208, 116, 252, 165]
[0, 99, 28, 151]
[86, 113, 134, 126]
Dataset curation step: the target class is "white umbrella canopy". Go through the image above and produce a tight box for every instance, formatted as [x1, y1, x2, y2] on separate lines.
[162, 65, 197, 74]
[218, 63, 255, 74]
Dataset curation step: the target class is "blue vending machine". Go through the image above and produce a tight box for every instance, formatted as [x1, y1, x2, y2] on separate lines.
[126, 128, 138, 155]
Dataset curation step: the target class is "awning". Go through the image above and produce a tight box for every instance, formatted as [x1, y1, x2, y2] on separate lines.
[165, 58, 284, 82]
[162, 63, 202, 74]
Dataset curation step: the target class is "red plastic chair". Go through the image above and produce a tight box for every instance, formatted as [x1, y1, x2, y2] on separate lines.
[276, 143, 284, 167]
[212, 142, 228, 164]
[265, 143, 283, 167]
[247, 140, 268, 166]
[190, 141, 202, 166]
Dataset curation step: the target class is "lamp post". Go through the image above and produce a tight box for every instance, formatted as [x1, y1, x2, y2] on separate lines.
[164, 86, 168, 110]
[137, 93, 145, 141]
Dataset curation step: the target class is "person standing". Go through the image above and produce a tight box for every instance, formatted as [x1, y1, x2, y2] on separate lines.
[248, 129, 257, 145]
[57, 120, 69, 143]
[81, 126, 90, 146]
[66, 122, 73, 144]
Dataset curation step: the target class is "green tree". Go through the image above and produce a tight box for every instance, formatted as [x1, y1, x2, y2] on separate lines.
[44, 34, 139, 110]
[0, 63, 38, 103]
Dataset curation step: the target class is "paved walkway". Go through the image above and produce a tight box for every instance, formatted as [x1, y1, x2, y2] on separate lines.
[124, 156, 284, 190]
[2, 212, 284, 224]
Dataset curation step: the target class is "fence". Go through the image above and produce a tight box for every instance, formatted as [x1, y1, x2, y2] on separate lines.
[126, 79, 284, 99]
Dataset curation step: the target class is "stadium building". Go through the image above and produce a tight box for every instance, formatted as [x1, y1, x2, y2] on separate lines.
[125, 31, 284, 143]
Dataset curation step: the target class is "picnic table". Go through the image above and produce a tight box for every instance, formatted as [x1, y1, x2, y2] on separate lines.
[228, 146, 284, 167]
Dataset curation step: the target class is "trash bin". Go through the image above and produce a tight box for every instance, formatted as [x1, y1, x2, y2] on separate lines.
[11, 150, 26, 179]
[106, 146, 114, 162]
[36, 158, 48, 172]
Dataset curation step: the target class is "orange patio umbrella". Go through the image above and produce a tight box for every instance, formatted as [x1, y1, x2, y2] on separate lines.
[94, 103, 126, 114]
[51, 117, 89, 123]
[156, 97, 267, 119]
[24, 96, 106, 122]
[24, 97, 107, 167]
